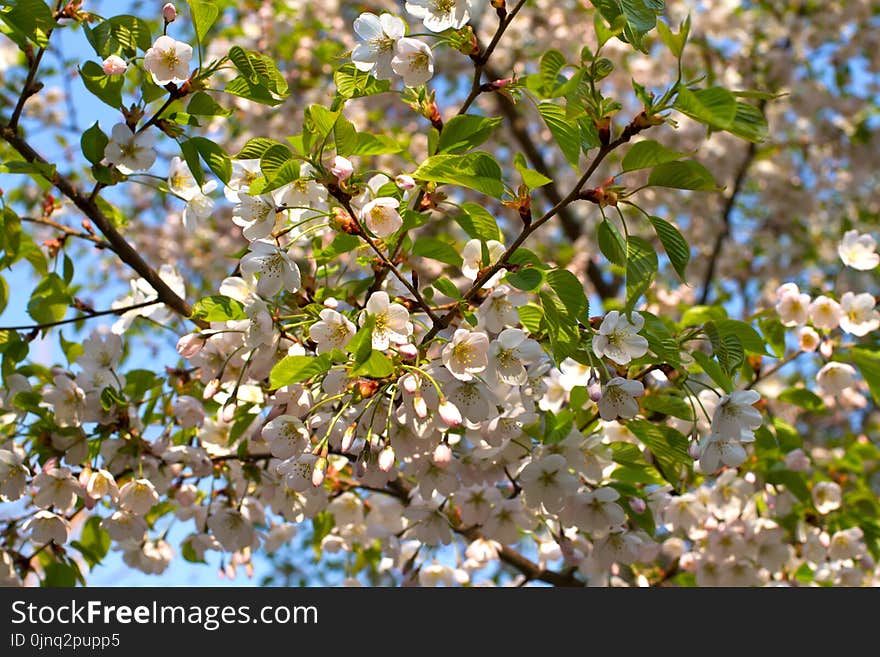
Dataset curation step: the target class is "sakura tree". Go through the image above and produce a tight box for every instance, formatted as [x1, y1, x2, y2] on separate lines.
[1, 0, 879, 587]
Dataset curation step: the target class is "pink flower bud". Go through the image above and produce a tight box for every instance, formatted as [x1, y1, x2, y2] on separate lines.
[330, 156, 353, 181]
[438, 400, 462, 428]
[629, 497, 647, 514]
[102, 55, 128, 76]
[312, 458, 326, 486]
[341, 423, 357, 452]
[177, 332, 205, 358]
[413, 394, 428, 419]
[784, 448, 810, 472]
[688, 441, 701, 460]
[432, 443, 452, 467]
[378, 446, 396, 472]
[221, 403, 236, 423]
[397, 343, 418, 360]
[395, 174, 416, 190]
[820, 340, 834, 359]
[162, 3, 177, 22]
[401, 373, 419, 394]
[203, 378, 221, 400]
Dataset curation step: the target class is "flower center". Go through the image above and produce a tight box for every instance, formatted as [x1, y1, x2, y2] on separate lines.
[161, 48, 180, 69]
[431, 0, 456, 14]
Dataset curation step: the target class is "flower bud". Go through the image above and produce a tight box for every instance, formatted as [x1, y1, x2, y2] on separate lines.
[629, 497, 647, 514]
[162, 3, 177, 22]
[819, 340, 834, 359]
[397, 343, 418, 360]
[102, 55, 128, 76]
[413, 393, 428, 419]
[688, 440, 701, 460]
[378, 446, 396, 472]
[784, 448, 810, 472]
[177, 333, 205, 358]
[312, 458, 326, 487]
[221, 403, 236, 423]
[341, 423, 357, 452]
[395, 174, 416, 190]
[203, 378, 220, 400]
[330, 156, 353, 182]
[432, 443, 452, 467]
[438, 400, 462, 427]
[587, 369, 602, 403]
[401, 373, 419, 394]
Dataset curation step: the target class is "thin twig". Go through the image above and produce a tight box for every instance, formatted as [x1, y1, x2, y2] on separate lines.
[0, 299, 162, 331]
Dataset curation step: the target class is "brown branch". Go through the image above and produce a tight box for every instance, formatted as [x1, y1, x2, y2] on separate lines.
[697, 137, 759, 305]
[489, 79, 621, 299]
[20, 215, 112, 249]
[0, 299, 162, 332]
[0, 126, 208, 328]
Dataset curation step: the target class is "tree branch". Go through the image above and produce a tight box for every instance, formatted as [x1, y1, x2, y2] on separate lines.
[0, 126, 208, 329]
[0, 299, 162, 332]
[697, 138, 758, 305]
[20, 215, 112, 249]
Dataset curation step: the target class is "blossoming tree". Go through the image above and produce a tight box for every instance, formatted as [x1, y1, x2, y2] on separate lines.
[1, 0, 879, 587]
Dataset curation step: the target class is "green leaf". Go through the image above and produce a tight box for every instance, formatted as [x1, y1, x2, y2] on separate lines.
[1, 0, 54, 47]
[539, 49, 567, 95]
[433, 278, 461, 299]
[648, 215, 690, 280]
[777, 388, 825, 413]
[621, 140, 686, 172]
[506, 267, 544, 291]
[27, 273, 70, 325]
[42, 561, 79, 587]
[455, 203, 502, 241]
[179, 138, 205, 186]
[727, 101, 768, 143]
[681, 304, 726, 327]
[228, 45, 288, 96]
[412, 237, 462, 267]
[713, 319, 770, 356]
[0, 275, 7, 316]
[674, 86, 737, 130]
[642, 392, 693, 420]
[620, 0, 660, 34]
[412, 152, 505, 198]
[80, 122, 108, 166]
[334, 63, 391, 99]
[188, 0, 219, 43]
[546, 269, 588, 319]
[538, 102, 581, 167]
[71, 515, 110, 570]
[187, 91, 231, 117]
[83, 15, 151, 58]
[851, 349, 880, 405]
[513, 153, 551, 189]
[539, 290, 579, 361]
[270, 354, 333, 388]
[598, 218, 627, 267]
[627, 420, 690, 485]
[625, 235, 657, 311]
[640, 311, 681, 366]
[704, 320, 744, 376]
[656, 16, 689, 58]
[518, 304, 544, 334]
[224, 75, 286, 106]
[691, 350, 733, 393]
[79, 61, 124, 108]
[351, 351, 395, 378]
[436, 115, 502, 154]
[191, 295, 246, 322]
[189, 137, 231, 184]
[350, 133, 402, 156]
[647, 160, 718, 191]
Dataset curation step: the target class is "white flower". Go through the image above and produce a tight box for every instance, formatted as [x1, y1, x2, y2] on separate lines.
[442, 329, 490, 381]
[839, 292, 880, 336]
[592, 311, 649, 365]
[812, 481, 842, 515]
[461, 238, 505, 287]
[23, 511, 69, 545]
[44, 375, 86, 427]
[405, 0, 473, 32]
[361, 291, 411, 350]
[118, 478, 159, 516]
[102, 54, 128, 75]
[352, 13, 406, 80]
[101, 511, 148, 543]
[518, 454, 580, 513]
[775, 283, 810, 327]
[597, 377, 644, 421]
[83, 468, 119, 502]
[172, 395, 205, 428]
[697, 434, 749, 473]
[224, 159, 261, 202]
[391, 37, 435, 87]
[309, 308, 356, 354]
[476, 285, 527, 333]
[808, 295, 841, 331]
[838, 230, 879, 270]
[233, 193, 278, 241]
[816, 362, 856, 395]
[560, 487, 626, 534]
[240, 240, 302, 297]
[828, 527, 864, 561]
[111, 264, 185, 334]
[278, 453, 318, 492]
[103, 123, 156, 174]
[77, 330, 123, 374]
[0, 450, 28, 501]
[33, 467, 80, 511]
[167, 157, 217, 231]
[143, 35, 193, 85]
[262, 415, 309, 459]
[797, 326, 820, 352]
[710, 389, 762, 440]
[208, 508, 255, 552]
[361, 197, 403, 238]
[278, 164, 328, 226]
[487, 328, 543, 385]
